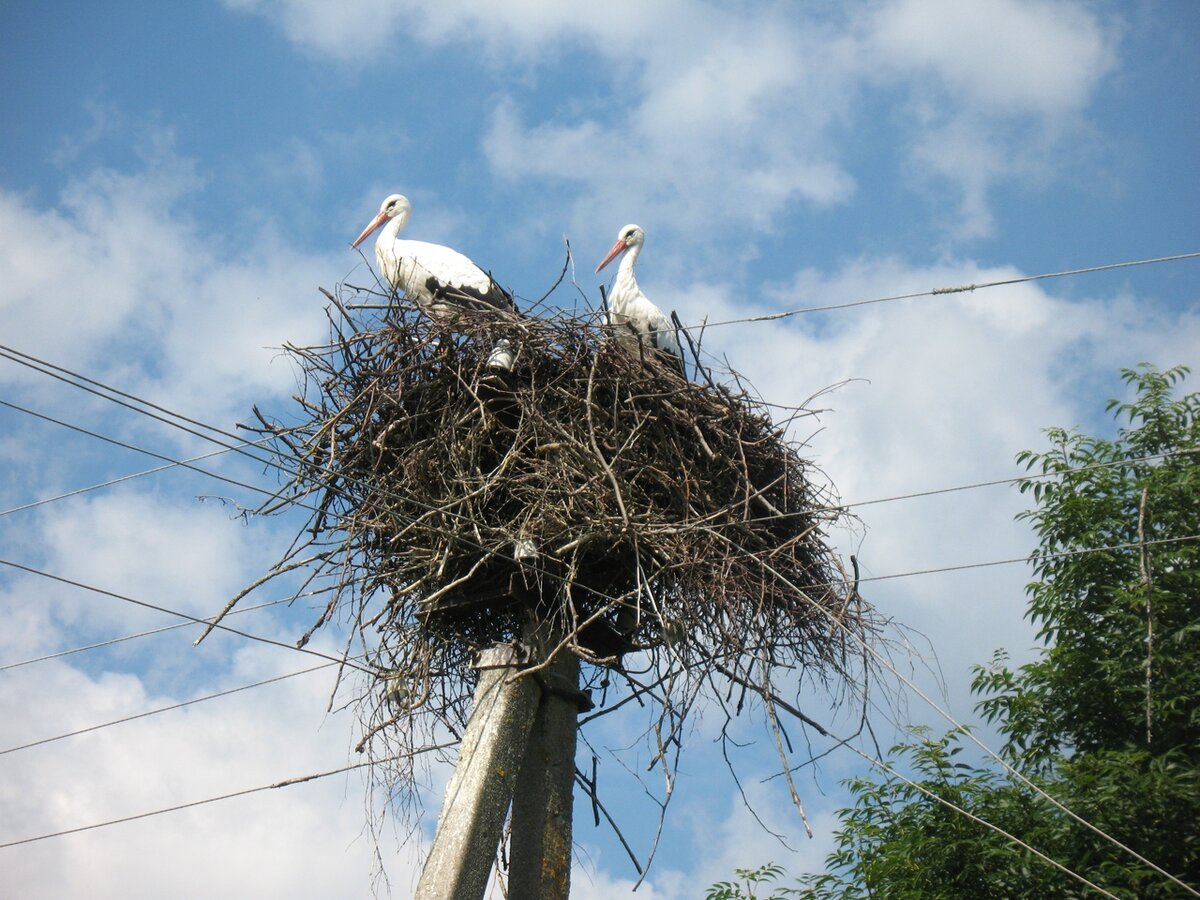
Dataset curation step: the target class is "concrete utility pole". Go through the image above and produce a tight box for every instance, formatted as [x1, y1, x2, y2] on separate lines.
[508, 650, 581, 899]
[415, 644, 541, 900]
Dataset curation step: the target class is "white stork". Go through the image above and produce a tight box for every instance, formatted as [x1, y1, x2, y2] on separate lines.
[352, 193, 516, 371]
[595, 224, 685, 375]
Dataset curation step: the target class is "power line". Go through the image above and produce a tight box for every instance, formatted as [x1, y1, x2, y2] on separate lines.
[5, 366, 1192, 561]
[0, 398, 294, 510]
[6, 310, 1180, 671]
[677, 250, 1200, 333]
[0, 752, 452, 851]
[5, 247, 1195, 533]
[0, 343, 258, 447]
[0, 343, 498, 539]
[3, 264, 1190, 878]
[723, 447, 1200, 531]
[4, 520, 1192, 887]
[0, 558, 374, 675]
[842, 447, 1200, 510]
[0, 661, 337, 757]
[5, 342, 1194, 673]
[0, 344, 303, 487]
[0, 445, 250, 519]
[854, 533, 1200, 588]
[4, 502, 1190, 683]
[12, 488, 1179, 686]
[5, 302, 1191, 619]
[0, 594, 294, 672]
[7, 373, 1192, 600]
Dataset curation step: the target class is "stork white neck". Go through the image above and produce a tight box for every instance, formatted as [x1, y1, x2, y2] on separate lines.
[372, 194, 410, 255]
[596, 223, 647, 315]
[377, 198, 411, 248]
[611, 239, 642, 308]
[351, 193, 412, 256]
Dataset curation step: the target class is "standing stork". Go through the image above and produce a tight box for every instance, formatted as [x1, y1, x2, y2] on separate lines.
[352, 194, 516, 313]
[352, 193, 517, 373]
[595, 224, 685, 376]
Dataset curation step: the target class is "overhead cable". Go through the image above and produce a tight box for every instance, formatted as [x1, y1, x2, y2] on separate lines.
[677, 250, 1200, 333]
[0, 558, 374, 675]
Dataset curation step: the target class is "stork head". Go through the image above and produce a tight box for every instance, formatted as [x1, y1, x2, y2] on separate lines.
[351, 194, 412, 249]
[595, 223, 645, 273]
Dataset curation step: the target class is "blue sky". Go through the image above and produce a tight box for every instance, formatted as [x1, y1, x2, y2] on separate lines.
[2, 1, 1199, 896]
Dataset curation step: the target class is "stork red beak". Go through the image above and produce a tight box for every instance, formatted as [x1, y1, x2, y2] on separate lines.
[595, 238, 628, 274]
[351, 210, 389, 249]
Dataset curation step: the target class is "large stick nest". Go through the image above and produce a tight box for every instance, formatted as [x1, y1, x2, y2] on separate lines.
[240, 279, 875, 791]
[268, 295, 853, 635]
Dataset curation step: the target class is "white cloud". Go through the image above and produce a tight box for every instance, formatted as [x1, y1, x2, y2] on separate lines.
[28, 489, 269, 629]
[228, 1, 858, 240]
[0, 482, 431, 897]
[853, 0, 1119, 239]
[570, 779, 844, 898]
[0, 161, 198, 371]
[479, 0, 1120, 246]
[223, 0, 675, 64]
[483, 8, 860, 243]
[0, 141, 426, 896]
[223, 0, 409, 62]
[228, 0, 1121, 245]
[571, 861, 672, 900]
[860, 0, 1118, 117]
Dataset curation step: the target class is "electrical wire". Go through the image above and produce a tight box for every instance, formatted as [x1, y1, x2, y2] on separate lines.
[0, 752, 462, 851]
[5, 246, 1197, 530]
[0, 443, 259, 519]
[0, 558, 375, 675]
[0, 660, 339, 757]
[5, 309, 1193, 589]
[4, 338, 1194, 666]
[0, 343, 264, 447]
[0, 344, 501, 538]
[0, 344, 283, 472]
[0, 398, 299, 510]
[10, 245, 1198, 528]
[4, 368, 1193, 574]
[674, 250, 1200, 333]
[6, 533, 1194, 763]
[852, 533, 1200, 588]
[0, 594, 294, 672]
[2, 535, 1194, 888]
[841, 447, 1200, 510]
[2, 424, 1193, 678]
[4, 374, 1193, 632]
[701, 447, 1200, 532]
[7, 328, 1185, 634]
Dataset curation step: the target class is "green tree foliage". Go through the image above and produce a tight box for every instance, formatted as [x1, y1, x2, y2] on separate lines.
[790, 365, 1200, 898]
[706, 863, 800, 900]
